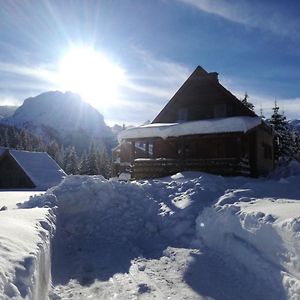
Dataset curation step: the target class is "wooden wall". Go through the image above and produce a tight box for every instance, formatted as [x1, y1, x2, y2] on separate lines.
[0, 154, 35, 189]
[153, 133, 243, 160]
[113, 125, 274, 178]
[254, 125, 274, 176]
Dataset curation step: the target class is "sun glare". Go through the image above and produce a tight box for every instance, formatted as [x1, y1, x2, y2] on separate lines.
[58, 47, 125, 106]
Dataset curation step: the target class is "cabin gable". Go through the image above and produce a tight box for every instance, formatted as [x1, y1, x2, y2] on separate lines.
[152, 66, 256, 123]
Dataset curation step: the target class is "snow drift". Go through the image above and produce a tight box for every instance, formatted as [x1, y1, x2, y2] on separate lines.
[6, 161, 300, 299]
[0, 208, 55, 300]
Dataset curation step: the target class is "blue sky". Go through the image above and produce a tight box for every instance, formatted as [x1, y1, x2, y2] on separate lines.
[0, 0, 300, 125]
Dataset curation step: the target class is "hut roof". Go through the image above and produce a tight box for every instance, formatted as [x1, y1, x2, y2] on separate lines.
[0, 148, 66, 189]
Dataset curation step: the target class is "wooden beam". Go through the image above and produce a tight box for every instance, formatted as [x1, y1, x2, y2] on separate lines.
[130, 141, 135, 163]
[145, 141, 149, 158]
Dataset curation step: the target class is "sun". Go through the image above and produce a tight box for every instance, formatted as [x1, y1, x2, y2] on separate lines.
[57, 47, 125, 106]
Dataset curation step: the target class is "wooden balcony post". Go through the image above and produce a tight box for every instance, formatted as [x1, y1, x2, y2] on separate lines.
[146, 141, 149, 158]
[130, 140, 135, 163]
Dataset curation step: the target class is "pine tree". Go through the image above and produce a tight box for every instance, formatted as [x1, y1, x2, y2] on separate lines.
[47, 142, 60, 163]
[259, 105, 265, 120]
[97, 149, 112, 178]
[269, 101, 298, 162]
[10, 128, 19, 148]
[69, 148, 79, 174]
[57, 145, 65, 167]
[290, 128, 300, 161]
[87, 143, 99, 175]
[19, 129, 29, 150]
[79, 152, 90, 175]
[63, 146, 79, 174]
[241, 92, 255, 111]
[4, 128, 9, 147]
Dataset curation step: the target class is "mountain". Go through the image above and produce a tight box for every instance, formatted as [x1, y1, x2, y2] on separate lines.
[0, 106, 18, 119]
[289, 119, 300, 134]
[1, 91, 114, 153]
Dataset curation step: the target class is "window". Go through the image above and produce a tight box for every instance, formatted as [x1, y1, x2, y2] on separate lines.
[177, 108, 188, 122]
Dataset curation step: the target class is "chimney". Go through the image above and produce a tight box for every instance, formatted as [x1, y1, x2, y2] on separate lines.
[207, 72, 219, 83]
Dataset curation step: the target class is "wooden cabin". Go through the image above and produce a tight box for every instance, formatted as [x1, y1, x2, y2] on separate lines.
[0, 148, 66, 189]
[113, 66, 274, 179]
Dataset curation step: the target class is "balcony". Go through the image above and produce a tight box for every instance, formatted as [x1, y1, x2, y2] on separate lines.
[133, 157, 250, 179]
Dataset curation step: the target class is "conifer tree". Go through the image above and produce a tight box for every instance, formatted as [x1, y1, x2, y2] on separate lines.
[4, 128, 9, 147]
[57, 145, 65, 167]
[87, 143, 99, 175]
[10, 128, 19, 148]
[290, 128, 300, 161]
[97, 148, 112, 178]
[63, 146, 79, 174]
[241, 92, 255, 111]
[19, 129, 29, 150]
[79, 152, 90, 175]
[47, 141, 60, 163]
[269, 102, 298, 162]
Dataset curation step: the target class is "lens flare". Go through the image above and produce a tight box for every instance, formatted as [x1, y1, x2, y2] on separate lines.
[58, 47, 125, 107]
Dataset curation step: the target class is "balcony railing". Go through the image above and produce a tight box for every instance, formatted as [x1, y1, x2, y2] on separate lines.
[133, 157, 251, 179]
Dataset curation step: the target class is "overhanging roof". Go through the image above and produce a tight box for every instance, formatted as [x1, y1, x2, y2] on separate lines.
[119, 116, 262, 141]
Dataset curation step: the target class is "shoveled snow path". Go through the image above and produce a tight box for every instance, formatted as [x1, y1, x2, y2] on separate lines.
[50, 237, 171, 299]
[49, 243, 280, 300]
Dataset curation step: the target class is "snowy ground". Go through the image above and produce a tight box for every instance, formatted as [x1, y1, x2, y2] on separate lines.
[0, 191, 44, 210]
[1, 162, 300, 299]
[0, 191, 54, 300]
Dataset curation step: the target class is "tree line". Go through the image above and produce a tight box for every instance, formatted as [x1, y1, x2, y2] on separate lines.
[0, 124, 112, 178]
[241, 93, 300, 164]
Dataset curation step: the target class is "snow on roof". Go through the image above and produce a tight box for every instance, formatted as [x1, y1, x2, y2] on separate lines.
[119, 116, 262, 141]
[9, 150, 66, 189]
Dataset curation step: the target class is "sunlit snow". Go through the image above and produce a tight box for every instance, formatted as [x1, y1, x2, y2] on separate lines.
[1, 162, 300, 299]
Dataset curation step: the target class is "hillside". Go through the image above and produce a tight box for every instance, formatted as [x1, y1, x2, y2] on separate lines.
[1, 91, 114, 153]
[0, 106, 18, 119]
[290, 119, 300, 134]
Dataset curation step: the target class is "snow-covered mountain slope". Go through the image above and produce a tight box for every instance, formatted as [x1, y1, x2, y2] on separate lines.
[0, 106, 17, 120]
[290, 119, 300, 134]
[1, 91, 113, 150]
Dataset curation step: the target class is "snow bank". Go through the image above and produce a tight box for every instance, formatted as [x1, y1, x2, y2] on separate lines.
[0, 191, 44, 210]
[196, 183, 300, 298]
[0, 208, 55, 300]
[16, 168, 300, 299]
[24, 172, 267, 246]
[22, 176, 159, 242]
[269, 160, 300, 179]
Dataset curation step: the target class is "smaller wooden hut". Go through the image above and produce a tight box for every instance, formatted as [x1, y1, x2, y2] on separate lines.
[0, 148, 66, 189]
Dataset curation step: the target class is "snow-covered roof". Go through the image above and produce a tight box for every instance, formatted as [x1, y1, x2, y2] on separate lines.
[119, 116, 262, 141]
[8, 149, 66, 189]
